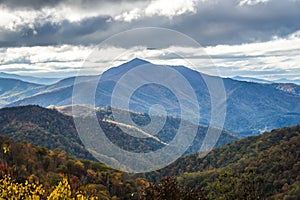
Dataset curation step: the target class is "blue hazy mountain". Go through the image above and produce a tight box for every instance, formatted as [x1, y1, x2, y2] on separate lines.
[275, 78, 300, 85]
[233, 76, 300, 85]
[0, 78, 43, 107]
[0, 72, 61, 85]
[3, 58, 300, 137]
[0, 75, 99, 108]
[232, 76, 272, 84]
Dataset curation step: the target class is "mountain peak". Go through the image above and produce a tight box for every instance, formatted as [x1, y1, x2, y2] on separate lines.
[100, 58, 152, 80]
[126, 58, 150, 65]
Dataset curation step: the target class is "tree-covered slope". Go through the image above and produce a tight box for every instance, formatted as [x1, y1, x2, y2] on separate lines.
[0, 136, 146, 199]
[0, 105, 238, 162]
[1, 105, 299, 199]
[0, 105, 94, 160]
[144, 125, 300, 199]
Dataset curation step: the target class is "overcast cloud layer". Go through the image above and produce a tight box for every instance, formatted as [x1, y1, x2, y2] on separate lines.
[1, 31, 299, 80]
[1, 0, 300, 47]
[0, 0, 299, 80]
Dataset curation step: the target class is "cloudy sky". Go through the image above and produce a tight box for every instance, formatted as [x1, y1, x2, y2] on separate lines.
[0, 0, 300, 80]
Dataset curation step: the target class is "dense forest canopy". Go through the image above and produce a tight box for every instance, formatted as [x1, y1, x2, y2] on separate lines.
[1, 117, 299, 199]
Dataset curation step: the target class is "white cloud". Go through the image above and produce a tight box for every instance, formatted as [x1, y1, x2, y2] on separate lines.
[0, 30, 300, 80]
[145, 0, 198, 18]
[239, 0, 271, 6]
[114, 8, 142, 22]
[114, 0, 199, 22]
[0, 1, 148, 31]
[0, 5, 40, 31]
[0, 45, 93, 77]
[202, 31, 300, 79]
[1, 0, 300, 48]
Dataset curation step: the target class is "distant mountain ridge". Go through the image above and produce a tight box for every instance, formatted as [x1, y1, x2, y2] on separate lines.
[0, 75, 99, 108]
[2, 58, 300, 137]
[0, 72, 61, 85]
[233, 75, 300, 85]
[0, 78, 43, 107]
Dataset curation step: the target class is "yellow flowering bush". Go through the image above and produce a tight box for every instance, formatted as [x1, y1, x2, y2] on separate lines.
[0, 176, 99, 200]
[47, 178, 72, 200]
[0, 176, 44, 200]
[47, 178, 99, 200]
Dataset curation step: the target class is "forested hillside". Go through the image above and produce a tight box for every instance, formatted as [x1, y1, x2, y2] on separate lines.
[0, 105, 94, 160]
[0, 105, 237, 159]
[1, 124, 299, 199]
[143, 125, 300, 199]
[0, 136, 146, 199]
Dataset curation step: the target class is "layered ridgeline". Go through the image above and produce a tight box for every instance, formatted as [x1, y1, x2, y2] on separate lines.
[2, 58, 300, 137]
[0, 75, 98, 108]
[0, 78, 43, 107]
[232, 75, 300, 85]
[0, 72, 61, 85]
[0, 105, 237, 160]
[143, 124, 300, 199]
[0, 116, 299, 199]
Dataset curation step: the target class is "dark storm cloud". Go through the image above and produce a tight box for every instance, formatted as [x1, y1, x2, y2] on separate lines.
[0, 0, 146, 9]
[0, 0, 300, 47]
[166, 0, 300, 46]
[0, 16, 112, 47]
[0, 0, 64, 9]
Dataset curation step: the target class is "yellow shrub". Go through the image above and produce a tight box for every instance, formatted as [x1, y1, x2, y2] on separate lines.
[0, 176, 44, 200]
